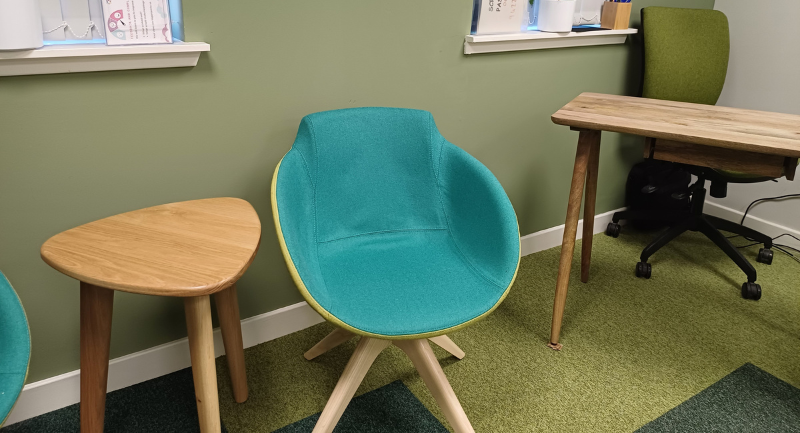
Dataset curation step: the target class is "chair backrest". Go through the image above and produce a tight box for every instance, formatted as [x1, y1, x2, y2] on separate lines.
[642, 7, 730, 105]
[288, 107, 448, 243]
[0, 271, 31, 426]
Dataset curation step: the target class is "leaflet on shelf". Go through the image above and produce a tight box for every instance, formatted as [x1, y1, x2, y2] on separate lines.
[101, 0, 172, 46]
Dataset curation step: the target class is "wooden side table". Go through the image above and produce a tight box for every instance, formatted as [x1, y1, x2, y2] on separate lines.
[41, 198, 261, 433]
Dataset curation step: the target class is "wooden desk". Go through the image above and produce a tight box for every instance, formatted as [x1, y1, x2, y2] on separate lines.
[547, 93, 800, 350]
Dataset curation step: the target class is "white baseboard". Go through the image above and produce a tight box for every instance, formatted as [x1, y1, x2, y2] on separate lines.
[4, 301, 325, 426]
[520, 208, 625, 256]
[705, 201, 800, 251]
[6, 207, 625, 426]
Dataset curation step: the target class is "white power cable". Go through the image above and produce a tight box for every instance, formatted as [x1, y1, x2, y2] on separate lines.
[43, 21, 105, 39]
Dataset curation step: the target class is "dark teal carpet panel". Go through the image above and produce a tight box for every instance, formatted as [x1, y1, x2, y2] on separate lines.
[2, 368, 227, 433]
[637, 363, 800, 433]
[274, 381, 448, 433]
[5, 362, 800, 432]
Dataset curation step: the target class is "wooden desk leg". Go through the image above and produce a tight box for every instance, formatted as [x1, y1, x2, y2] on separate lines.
[581, 138, 602, 283]
[185, 295, 222, 433]
[80, 282, 114, 433]
[549, 130, 599, 350]
[214, 284, 248, 403]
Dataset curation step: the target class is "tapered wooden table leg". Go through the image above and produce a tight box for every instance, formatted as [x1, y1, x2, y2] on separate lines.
[581, 137, 602, 283]
[549, 130, 599, 350]
[80, 282, 114, 433]
[214, 284, 248, 403]
[313, 337, 390, 433]
[185, 295, 221, 433]
[395, 339, 474, 433]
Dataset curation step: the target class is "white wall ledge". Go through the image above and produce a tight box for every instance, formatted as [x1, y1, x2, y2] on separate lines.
[465, 28, 637, 54]
[0, 41, 210, 76]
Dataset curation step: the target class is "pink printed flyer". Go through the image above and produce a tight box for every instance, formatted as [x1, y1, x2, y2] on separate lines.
[102, 0, 172, 46]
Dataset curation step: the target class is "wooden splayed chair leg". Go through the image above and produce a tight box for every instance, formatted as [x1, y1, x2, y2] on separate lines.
[309, 335, 474, 433]
[306, 328, 466, 360]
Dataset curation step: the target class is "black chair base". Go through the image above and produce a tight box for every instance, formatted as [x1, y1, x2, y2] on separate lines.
[606, 183, 773, 301]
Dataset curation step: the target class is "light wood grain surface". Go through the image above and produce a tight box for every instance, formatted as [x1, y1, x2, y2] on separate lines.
[185, 295, 222, 433]
[214, 284, 248, 403]
[552, 93, 800, 158]
[41, 198, 261, 297]
[395, 339, 475, 433]
[313, 338, 392, 433]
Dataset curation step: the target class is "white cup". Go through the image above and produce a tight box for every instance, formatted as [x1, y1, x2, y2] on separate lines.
[537, 0, 578, 33]
[0, 0, 44, 50]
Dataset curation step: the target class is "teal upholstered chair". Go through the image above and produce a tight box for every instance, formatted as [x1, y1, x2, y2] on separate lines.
[271, 107, 520, 433]
[607, 7, 794, 300]
[0, 271, 31, 427]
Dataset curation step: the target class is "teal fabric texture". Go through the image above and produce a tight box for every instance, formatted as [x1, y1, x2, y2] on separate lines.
[274, 108, 520, 337]
[0, 271, 31, 426]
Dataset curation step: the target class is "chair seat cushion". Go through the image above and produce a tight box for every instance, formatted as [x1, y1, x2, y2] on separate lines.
[316, 230, 509, 337]
[0, 272, 30, 425]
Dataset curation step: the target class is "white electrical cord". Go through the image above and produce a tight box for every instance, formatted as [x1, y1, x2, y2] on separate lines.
[44, 21, 105, 39]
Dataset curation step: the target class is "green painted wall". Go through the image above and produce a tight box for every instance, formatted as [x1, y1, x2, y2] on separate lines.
[0, 0, 713, 383]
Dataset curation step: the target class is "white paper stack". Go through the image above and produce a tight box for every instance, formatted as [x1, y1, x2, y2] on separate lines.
[475, 0, 530, 35]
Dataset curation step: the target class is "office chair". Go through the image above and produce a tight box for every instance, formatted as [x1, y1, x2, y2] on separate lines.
[605, 7, 793, 301]
[0, 271, 31, 427]
[272, 107, 520, 433]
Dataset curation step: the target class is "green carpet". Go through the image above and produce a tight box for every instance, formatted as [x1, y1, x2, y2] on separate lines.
[637, 363, 800, 432]
[4, 229, 800, 432]
[216, 230, 800, 432]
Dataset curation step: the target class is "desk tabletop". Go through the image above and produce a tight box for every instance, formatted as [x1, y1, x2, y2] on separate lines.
[41, 198, 262, 297]
[552, 93, 800, 158]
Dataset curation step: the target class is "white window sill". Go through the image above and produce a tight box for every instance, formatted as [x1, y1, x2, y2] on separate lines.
[0, 40, 210, 76]
[465, 27, 637, 54]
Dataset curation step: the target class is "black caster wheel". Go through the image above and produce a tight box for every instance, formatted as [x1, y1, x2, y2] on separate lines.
[741, 282, 762, 301]
[756, 248, 774, 265]
[635, 262, 652, 279]
[606, 222, 621, 238]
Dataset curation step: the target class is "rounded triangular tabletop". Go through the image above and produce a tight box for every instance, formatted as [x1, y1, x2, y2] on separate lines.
[41, 198, 261, 297]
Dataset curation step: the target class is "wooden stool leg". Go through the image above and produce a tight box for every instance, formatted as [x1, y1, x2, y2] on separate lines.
[80, 282, 114, 433]
[312, 337, 390, 433]
[428, 335, 465, 360]
[394, 339, 474, 433]
[550, 130, 599, 350]
[185, 295, 221, 433]
[581, 138, 602, 283]
[213, 284, 248, 403]
[304, 328, 355, 360]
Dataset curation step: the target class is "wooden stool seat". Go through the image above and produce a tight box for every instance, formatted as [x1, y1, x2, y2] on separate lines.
[41, 198, 260, 433]
[41, 197, 261, 297]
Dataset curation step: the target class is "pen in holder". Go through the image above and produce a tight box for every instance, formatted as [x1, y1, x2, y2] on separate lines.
[600, 0, 632, 30]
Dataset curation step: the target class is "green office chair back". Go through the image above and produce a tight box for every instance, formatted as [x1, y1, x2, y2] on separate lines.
[640, 7, 798, 180]
[642, 7, 730, 105]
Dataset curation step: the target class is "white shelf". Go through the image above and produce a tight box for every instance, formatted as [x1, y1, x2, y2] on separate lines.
[0, 41, 210, 76]
[465, 28, 637, 54]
